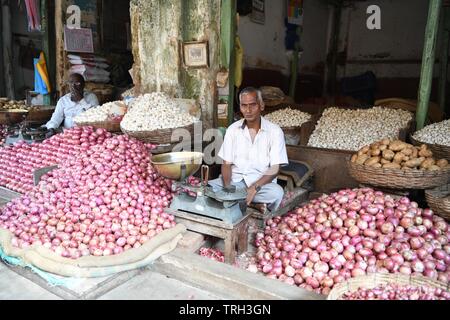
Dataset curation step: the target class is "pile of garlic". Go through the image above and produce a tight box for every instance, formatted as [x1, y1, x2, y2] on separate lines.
[264, 107, 311, 128]
[121, 93, 197, 131]
[307, 107, 413, 151]
[73, 101, 125, 123]
[413, 119, 450, 146]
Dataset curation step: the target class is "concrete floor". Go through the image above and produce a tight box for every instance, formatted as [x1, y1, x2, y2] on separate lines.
[0, 261, 221, 300]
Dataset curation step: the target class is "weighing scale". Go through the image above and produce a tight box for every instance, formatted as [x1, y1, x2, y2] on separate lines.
[5, 122, 47, 145]
[150, 152, 248, 224]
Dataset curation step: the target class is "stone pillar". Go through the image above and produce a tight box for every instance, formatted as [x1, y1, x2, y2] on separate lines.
[130, 0, 221, 129]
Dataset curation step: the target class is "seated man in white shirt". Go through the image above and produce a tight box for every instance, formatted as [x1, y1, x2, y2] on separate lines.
[209, 87, 288, 213]
[44, 73, 99, 137]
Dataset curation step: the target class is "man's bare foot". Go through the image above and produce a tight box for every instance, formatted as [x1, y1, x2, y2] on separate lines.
[250, 203, 267, 214]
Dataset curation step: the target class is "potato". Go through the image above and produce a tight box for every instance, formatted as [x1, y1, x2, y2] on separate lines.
[420, 158, 435, 169]
[351, 154, 358, 163]
[383, 163, 401, 169]
[381, 138, 391, 146]
[428, 165, 441, 171]
[372, 163, 382, 168]
[379, 145, 387, 151]
[389, 140, 407, 152]
[436, 159, 449, 168]
[356, 154, 370, 165]
[371, 148, 381, 156]
[393, 153, 405, 164]
[382, 149, 395, 161]
[402, 156, 410, 162]
[419, 149, 433, 158]
[381, 159, 392, 165]
[358, 146, 370, 156]
[365, 157, 381, 166]
[411, 148, 418, 159]
[401, 148, 413, 156]
[404, 158, 425, 168]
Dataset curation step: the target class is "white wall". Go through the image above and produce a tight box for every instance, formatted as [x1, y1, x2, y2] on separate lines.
[238, 0, 329, 75]
[339, 0, 435, 78]
[238, 0, 447, 80]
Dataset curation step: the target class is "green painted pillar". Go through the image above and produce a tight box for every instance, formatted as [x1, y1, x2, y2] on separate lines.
[417, 0, 442, 130]
[220, 0, 236, 126]
[438, 7, 450, 113]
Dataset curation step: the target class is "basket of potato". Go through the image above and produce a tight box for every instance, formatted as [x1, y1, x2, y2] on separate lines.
[348, 139, 450, 189]
[425, 184, 450, 221]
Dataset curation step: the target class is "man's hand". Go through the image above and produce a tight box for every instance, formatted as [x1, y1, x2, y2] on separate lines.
[246, 185, 258, 206]
[45, 128, 56, 139]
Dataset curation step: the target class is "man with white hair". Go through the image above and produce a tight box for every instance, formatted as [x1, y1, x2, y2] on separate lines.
[209, 87, 288, 212]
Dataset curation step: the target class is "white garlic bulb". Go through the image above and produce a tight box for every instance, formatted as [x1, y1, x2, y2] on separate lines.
[307, 107, 413, 151]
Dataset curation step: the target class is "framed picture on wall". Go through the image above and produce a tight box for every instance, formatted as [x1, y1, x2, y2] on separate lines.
[182, 41, 209, 68]
[251, 0, 265, 24]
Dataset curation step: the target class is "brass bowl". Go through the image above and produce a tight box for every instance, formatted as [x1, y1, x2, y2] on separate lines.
[150, 152, 203, 181]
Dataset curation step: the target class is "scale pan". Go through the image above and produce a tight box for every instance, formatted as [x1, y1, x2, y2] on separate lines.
[150, 152, 203, 181]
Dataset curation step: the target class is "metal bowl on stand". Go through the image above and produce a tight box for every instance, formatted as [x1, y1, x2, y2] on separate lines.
[150, 152, 203, 181]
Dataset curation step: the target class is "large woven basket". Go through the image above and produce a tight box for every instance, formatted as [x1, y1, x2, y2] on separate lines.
[348, 161, 450, 190]
[75, 120, 122, 132]
[425, 184, 450, 221]
[121, 122, 195, 144]
[0, 111, 28, 125]
[25, 106, 55, 125]
[328, 273, 449, 300]
[410, 134, 450, 161]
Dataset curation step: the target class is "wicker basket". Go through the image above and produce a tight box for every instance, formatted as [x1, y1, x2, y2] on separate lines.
[25, 106, 55, 124]
[0, 111, 28, 125]
[121, 122, 196, 144]
[410, 134, 450, 161]
[75, 120, 122, 132]
[348, 161, 450, 190]
[328, 273, 449, 300]
[425, 184, 450, 221]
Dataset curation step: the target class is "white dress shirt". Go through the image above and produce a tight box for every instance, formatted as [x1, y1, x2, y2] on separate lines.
[45, 91, 99, 129]
[218, 116, 289, 186]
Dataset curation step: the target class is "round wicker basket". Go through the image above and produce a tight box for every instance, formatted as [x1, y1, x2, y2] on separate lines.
[121, 122, 196, 144]
[328, 273, 449, 300]
[348, 161, 450, 190]
[75, 120, 122, 133]
[410, 134, 450, 161]
[425, 184, 450, 221]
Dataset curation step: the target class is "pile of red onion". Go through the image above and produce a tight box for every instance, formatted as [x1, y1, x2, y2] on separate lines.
[199, 247, 225, 263]
[0, 125, 8, 145]
[254, 188, 450, 295]
[0, 127, 110, 194]
[0, 134, 176, 258]
[341, 284, 450, 300]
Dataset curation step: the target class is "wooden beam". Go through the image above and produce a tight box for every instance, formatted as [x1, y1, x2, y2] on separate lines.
[438, 7, 450, 113]
[1, 0, 15, 99]
[326, 1, 343, 99]
[417, 0, 442, 130]
[55, 0, 64, 96]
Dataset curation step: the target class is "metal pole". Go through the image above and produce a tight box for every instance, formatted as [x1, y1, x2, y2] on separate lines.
[417, 0, 442, 130]
[41, 0, 52, 105]
[438, 6, 450, 113]
[1, 0, 15, 99]
[289, 25, 302, 99]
